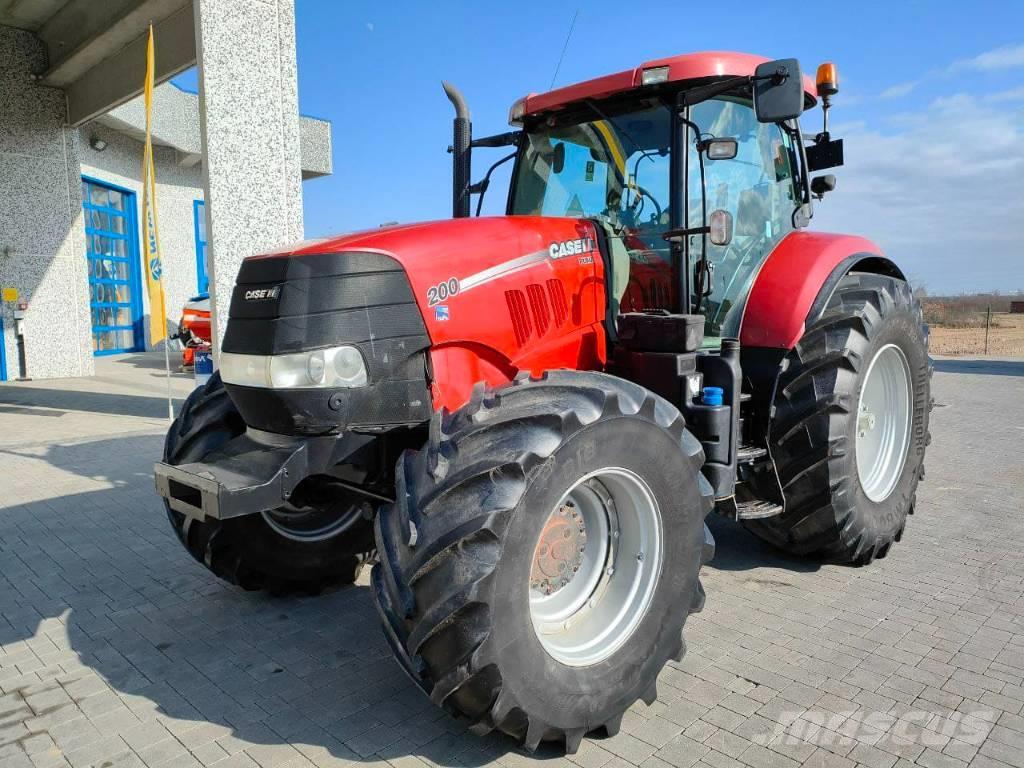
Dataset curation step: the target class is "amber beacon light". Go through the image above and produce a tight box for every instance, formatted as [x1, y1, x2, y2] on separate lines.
[816, 62, 839, 97]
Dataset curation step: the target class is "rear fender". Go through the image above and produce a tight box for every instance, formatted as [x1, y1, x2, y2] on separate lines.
[739, 232, 904, 505]
[740, 231, 900, 349]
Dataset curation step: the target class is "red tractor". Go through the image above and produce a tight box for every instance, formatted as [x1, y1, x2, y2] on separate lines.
[156, 52, 930, 752]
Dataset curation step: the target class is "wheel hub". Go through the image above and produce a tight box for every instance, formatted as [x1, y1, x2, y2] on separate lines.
[857, 407, 876, 437]
[530, 502, 587, 595]
[529, 468, 663, 667]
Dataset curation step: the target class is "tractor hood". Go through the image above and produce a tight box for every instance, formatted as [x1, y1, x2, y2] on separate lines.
[229, 215, 608, 421]
[251, 215, 604, 345]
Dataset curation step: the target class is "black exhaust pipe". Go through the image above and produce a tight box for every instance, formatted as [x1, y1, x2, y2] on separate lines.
[443, 81, 471, 218]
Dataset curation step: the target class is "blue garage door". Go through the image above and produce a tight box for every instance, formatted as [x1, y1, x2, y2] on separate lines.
[83, 178, 144, 355]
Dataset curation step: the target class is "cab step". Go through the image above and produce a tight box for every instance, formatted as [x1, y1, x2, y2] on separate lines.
[737, 445, 768, 463]
[735, 500, 783, 520]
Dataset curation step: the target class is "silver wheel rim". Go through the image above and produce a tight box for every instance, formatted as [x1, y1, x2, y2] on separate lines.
[529, 467, 663, 667]
[260, 482, 366, 543]
[856, 344, 913, 502]
[261, 508, 360, 542]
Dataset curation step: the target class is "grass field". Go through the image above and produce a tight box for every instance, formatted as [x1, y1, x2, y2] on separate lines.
[928, 311, 1024, 356]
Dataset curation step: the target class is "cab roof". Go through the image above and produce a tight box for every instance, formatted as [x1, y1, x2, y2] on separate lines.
[518, 51, 818, 118]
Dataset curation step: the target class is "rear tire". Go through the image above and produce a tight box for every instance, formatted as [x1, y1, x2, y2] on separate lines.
[163, 372, 374, 593]
[372, 371, 714, 753]
[743, 273, 931, 564]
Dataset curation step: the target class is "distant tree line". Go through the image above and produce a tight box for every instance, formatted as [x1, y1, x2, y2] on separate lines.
[920, 292, 1022, 328]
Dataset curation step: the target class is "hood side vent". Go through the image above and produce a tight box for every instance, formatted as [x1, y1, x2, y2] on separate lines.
[527, 283, 550, 337]
[546, 279, 568, 327]
[505, 289, 532, 346]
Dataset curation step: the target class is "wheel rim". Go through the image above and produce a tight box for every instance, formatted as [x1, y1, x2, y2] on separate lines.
[856, 344, 913, 502]
[261, 478, 367, 543]
[529, 467, 663, 667]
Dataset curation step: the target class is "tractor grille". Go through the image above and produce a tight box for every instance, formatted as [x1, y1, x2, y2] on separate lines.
[220, 250, 432, 434]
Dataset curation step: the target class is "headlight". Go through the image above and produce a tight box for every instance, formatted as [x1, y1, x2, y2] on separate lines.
[220, 346, 368, 389]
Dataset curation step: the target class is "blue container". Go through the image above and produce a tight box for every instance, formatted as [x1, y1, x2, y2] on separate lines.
[194, 347, 213, 387]
[702, 386, 724, 407]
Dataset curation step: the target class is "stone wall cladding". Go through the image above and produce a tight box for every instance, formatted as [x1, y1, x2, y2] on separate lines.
[194, 0, 304, 348]
[0, 24, 93, 380]
[299, 114, 332, 178]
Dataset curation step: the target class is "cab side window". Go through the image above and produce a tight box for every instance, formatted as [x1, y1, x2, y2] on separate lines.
[688, 99, 799, 338]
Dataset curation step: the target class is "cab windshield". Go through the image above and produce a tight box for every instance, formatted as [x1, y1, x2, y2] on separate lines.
[509, 96, 801, 339]
[510, 100, 671, 233]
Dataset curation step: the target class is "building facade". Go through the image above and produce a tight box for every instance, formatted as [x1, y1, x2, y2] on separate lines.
[0, 1, 328, 382]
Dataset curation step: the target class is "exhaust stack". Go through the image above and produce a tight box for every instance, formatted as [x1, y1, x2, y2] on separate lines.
[443, 81, 471, 218]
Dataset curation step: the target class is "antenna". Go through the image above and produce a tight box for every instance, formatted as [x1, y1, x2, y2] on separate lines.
[549, 9, 579, 89]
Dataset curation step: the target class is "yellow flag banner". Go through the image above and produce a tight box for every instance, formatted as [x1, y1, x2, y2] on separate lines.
[141, 23, 167, 346]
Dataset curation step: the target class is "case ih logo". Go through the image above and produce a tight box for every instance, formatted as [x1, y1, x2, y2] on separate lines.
[244, 286, 281, 301]
[549, 237, 595, 260]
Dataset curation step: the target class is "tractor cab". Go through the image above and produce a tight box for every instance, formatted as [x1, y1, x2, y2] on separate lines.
[508, 89, 802, 345]
[459, 52, 843, 346]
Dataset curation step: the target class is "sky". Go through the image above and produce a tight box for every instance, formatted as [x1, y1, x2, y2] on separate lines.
[174, 1, 1024, 295]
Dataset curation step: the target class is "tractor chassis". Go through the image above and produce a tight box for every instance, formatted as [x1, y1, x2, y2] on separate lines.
[155, 430, 378, 521]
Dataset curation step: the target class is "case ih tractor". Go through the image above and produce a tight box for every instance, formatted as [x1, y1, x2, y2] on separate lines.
[155, 52, 931, 752]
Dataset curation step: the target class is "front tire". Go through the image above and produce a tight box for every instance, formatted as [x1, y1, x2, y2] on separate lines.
[744, 273, 931, 564]
[163, 372, 375, 593]
[372, 371, 714, 753]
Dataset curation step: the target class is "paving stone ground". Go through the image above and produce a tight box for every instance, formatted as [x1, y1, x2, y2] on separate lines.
[1, 353, 1023, 768]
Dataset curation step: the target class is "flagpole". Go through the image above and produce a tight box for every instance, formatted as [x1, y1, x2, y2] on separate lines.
[141, 22, 174, 421]
[164, 339, 174, 420]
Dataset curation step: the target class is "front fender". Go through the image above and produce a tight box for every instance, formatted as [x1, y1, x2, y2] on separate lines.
[739, 231, 891, 349]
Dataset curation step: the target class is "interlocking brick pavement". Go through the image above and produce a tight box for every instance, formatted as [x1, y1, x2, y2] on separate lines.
[1, 353, 1022, 768]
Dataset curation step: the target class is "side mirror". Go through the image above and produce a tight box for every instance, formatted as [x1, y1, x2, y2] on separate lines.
[701, 138, 738, 160]
[810, 174, 837, 199]
[709, 209, 733, 246]
[753, 58, 805, 123]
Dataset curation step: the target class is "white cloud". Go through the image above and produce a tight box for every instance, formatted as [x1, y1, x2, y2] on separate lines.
[950, 43, 1024, 72]
[809, 94, 1024, 293]
[985, 85, 1024, 103]
[880, 81, 918, 99]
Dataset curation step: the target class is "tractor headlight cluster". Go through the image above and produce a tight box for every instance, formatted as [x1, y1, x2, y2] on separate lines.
[220, 346, 368, 390]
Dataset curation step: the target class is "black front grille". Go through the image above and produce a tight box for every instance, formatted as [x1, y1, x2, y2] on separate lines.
[221, 251, 433, 435]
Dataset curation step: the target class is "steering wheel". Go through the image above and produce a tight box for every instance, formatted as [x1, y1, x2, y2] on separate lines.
[626, 182, 663, 223]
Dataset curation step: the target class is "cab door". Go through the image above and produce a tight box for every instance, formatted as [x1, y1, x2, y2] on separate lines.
[684, 99, 801, 343]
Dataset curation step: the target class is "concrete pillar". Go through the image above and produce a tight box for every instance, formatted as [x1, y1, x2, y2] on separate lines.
[192, 0, 304, 353]
[0, 25, 93, 380]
